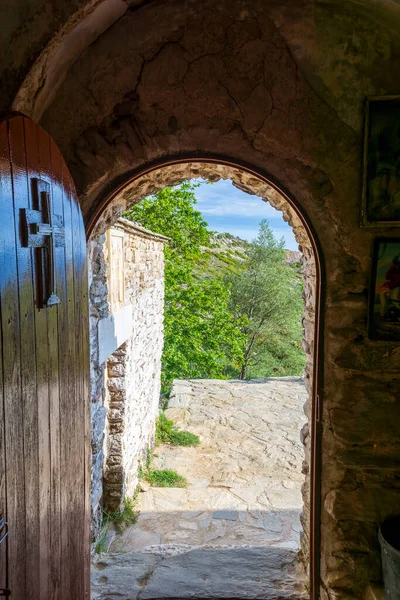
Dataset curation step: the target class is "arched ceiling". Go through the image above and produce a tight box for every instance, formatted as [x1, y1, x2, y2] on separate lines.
[8, 0, 400, 128]
[2, 0, 398, 258]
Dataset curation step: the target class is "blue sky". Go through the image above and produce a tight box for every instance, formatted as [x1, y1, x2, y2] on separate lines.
[193, 179, 298, 251]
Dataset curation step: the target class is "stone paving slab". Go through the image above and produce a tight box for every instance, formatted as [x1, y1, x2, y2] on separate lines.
[92, 547, 308, 600]
[92, 378, 308, 599]
[116, 378, 307, 552]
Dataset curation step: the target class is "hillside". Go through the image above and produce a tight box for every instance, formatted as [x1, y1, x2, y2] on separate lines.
[198, 233, 248, 277]
[198, 232, 301, 278]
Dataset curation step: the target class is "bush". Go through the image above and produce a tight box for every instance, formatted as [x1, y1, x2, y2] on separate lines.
[123, 182, 245, 389]
[155, 412, 174, 444]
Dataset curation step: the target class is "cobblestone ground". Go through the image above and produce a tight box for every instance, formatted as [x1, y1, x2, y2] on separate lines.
[92, 378, 308, 600]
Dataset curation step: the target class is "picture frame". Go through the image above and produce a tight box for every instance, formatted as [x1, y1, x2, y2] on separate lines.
[362, 96, 400, 227]
[368, 238, 400, 340]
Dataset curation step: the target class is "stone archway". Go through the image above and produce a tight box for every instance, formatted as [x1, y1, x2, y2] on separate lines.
[87, 158, 322, 596]
[8, 1, 400, 596]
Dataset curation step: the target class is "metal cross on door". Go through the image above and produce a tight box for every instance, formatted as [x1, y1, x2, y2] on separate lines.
[22, 178, 65, 308]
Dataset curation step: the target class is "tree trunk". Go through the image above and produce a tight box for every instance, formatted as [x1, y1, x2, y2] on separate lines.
[239, 363, 247, 380]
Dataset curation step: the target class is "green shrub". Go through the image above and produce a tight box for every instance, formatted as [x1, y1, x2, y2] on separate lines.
[146, 469, 186, 488]
[155, 412, 174, 444]
[155, 412, 200, 447]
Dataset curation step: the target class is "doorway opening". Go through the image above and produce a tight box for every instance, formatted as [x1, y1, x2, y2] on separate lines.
[87, 160, 321, 599]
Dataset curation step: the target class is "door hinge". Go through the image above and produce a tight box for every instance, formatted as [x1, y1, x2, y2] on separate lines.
[0, 590, 11, 597]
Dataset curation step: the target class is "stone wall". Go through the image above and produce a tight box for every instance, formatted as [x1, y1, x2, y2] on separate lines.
[88, 232, 109, 537]
[89, 218, 167, 537]
[8, 0, 400, 596]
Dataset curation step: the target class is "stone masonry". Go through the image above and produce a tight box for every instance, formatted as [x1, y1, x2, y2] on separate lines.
[89, 219, 167, 537]
[8, 1, 400, 595]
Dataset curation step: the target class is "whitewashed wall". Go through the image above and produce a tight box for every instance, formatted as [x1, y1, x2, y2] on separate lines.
[88, 219, 167, 537]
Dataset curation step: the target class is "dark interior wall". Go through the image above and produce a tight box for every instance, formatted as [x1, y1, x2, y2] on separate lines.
[0, 0, 90, 109]
[2, 1, 400, 598]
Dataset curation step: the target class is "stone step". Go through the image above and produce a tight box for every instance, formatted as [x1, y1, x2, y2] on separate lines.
[91, 547, 308, 600]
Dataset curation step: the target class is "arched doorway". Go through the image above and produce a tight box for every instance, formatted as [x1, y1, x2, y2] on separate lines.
[87, 158, 323, 598]
[6, 0, 400, 594]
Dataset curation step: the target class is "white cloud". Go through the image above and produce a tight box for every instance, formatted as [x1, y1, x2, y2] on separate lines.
[179, 179, 299, 250]
[194, 180, 281, 219]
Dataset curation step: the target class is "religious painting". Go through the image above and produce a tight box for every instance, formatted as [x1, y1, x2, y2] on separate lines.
[369, 239, 400, 340]
[362, 96, 400, 226]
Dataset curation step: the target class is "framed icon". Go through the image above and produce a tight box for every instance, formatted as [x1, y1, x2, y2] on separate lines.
[369, 238, 400, 340]
[362, 96, 400, 226]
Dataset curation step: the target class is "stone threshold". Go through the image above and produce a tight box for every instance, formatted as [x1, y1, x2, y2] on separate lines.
[91, 546, 308, 600]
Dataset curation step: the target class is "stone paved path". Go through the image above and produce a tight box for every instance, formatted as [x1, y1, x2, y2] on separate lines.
[92, 378, 308, 600]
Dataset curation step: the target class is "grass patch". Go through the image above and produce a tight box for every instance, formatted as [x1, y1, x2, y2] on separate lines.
[104, 495, 139, 534]
[146, 468, 187, 488]
[94, 493, 140, 553]
[94, 524, 109, 554]
[155, 412, 174, 444]
[169, 429, 200, 446]
[155, 412, 200, 447]
[139, 444, 187, 488]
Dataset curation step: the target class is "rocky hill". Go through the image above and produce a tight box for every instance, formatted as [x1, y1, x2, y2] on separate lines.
[198, 232, 301, 278]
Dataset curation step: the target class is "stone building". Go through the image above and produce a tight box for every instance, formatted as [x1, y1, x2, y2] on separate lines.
[89, 218, 167, 535]
[0, 1, 400, 599]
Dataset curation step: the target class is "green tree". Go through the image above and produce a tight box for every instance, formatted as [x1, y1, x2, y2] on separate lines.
[227, 220, 305, 379]
[123, 181, 245, 390]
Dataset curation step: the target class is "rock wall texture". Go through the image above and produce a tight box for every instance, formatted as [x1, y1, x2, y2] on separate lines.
[5, 0, 400, 597]
[89, 218, 166, 536]
[88, 232, 109, 536]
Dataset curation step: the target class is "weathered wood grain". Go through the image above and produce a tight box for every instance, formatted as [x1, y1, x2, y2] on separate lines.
[0, 119, 10, 594]
[0, 117, 26, 599]
[0, 115, 89, 599]
[9, 116, 39, 599]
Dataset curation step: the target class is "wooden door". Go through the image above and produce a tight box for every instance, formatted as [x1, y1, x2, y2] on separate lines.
[0, 115, 90, 599]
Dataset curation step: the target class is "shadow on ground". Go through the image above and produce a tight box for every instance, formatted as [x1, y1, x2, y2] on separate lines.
[91, 509, 308, 600]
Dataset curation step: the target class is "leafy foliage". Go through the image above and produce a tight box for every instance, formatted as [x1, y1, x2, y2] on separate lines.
[124, 183, 304, 384]
[155, 412, 174, 444]
[227, 220, 305, 379]
[124, 182, 246, 391]
[124, 181, 210, 257]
